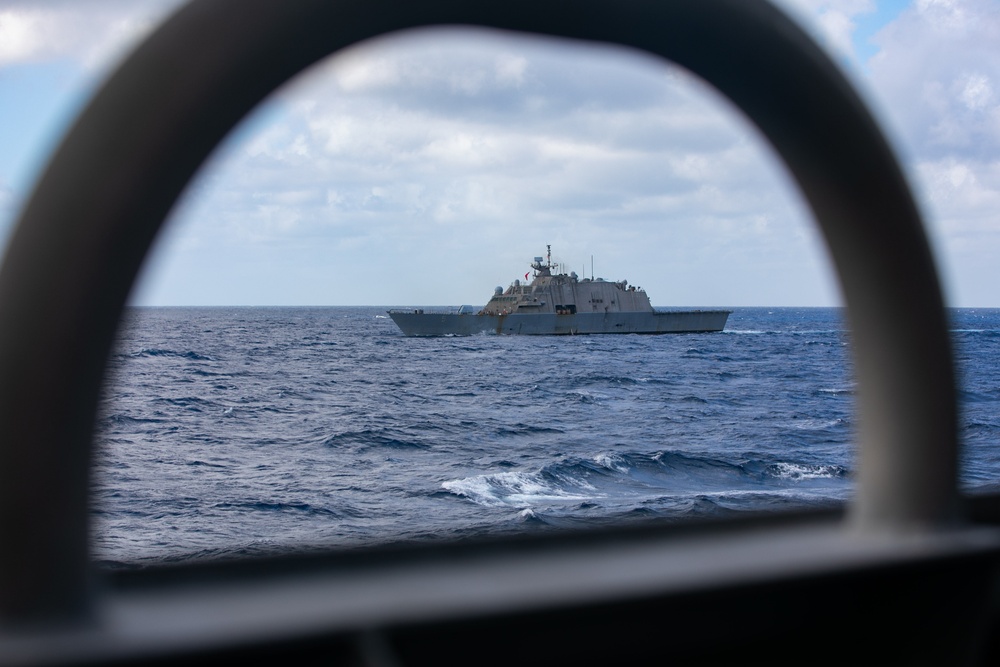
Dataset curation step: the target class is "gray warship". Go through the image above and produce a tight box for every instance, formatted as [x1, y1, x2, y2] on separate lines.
[388, 246, 730, 336]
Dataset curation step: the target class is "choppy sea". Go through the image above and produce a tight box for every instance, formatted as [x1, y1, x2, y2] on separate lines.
[93, 307, 1000, 567]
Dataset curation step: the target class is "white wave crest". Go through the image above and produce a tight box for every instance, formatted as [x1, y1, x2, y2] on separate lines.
[772, 462, 841, 480]
[442, 471, 597, 508]
[787, 418, 842, 430]
[594, 452, 630, 474]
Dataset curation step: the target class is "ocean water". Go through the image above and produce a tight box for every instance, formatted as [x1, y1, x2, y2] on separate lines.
[92, 307, 1000, 566]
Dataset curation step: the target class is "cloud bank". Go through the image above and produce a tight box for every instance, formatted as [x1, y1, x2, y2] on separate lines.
[1, 1, 997, 306]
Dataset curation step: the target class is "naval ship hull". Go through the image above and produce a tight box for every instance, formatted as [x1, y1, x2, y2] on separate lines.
[388, 309, 730, 336]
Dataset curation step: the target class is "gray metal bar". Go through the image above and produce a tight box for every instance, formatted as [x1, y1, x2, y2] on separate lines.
[2, 516, 998, 665]
[0, 0, 956, 623]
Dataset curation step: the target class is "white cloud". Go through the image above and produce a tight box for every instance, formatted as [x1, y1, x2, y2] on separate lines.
[915, 0, 974, 27]
[815, 3, 872, 57]
[0, 0, 183, 70]
[0, 8, 43, 64]
[494, 54, 527, 87]
[11, 1, 999, 307]
[914, 156, 1000, 306]
[133, 26, 834, 306]
[958, 72, 994, 111]
[328, 50, 405, 94]
[864, 0, 1000, 305]
[870, 0, 1000, 151]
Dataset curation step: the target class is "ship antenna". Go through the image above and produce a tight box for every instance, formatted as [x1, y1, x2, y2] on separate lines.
[547, 244, 551, 269]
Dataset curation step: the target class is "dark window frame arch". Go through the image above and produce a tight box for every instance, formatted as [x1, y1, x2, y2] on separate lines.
[1, 0, 997, 663]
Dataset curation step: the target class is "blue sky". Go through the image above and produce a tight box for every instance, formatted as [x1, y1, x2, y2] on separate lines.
[1, 0, 998, 306]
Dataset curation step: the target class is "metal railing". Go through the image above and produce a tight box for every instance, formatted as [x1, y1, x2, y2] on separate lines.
[0, 0, 995, 664]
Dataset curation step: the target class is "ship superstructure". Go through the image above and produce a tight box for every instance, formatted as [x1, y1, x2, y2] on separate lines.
[388, 246, 730, 336]
[480, 246, 654, 317]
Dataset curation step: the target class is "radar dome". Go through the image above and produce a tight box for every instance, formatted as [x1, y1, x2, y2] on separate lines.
[494, 286, 503, 295]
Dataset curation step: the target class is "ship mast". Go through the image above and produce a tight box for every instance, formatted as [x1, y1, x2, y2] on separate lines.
[531, 245, 555, 278]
